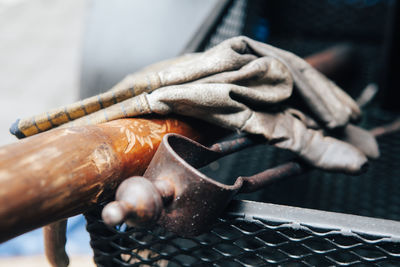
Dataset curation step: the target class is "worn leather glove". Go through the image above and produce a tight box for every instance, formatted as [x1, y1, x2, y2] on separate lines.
[10, 36, 378, 173]
[143, 83, 377, 173]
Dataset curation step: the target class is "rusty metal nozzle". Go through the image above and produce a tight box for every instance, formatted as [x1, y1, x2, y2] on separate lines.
[101, 133, 300, 236]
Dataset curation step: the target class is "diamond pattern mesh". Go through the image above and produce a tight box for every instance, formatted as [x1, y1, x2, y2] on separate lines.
[85, 202, 400, 266]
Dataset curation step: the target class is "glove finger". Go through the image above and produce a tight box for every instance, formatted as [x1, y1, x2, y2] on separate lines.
[286, 108, 379, 159]
[146, 83, 256, 129]
[193, 57, 293, 104]
[241, 111, 368, 174]
[240, 36, 361, 129]
[153, 38, 257, 86]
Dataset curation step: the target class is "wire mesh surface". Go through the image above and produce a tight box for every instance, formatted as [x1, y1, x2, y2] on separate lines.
[85, 199, 400, 267]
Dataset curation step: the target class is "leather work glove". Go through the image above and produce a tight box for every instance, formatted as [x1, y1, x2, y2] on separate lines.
[10, 36, 378, 173]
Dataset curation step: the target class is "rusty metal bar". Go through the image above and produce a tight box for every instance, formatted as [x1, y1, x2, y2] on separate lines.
[218, 117, 400, 193]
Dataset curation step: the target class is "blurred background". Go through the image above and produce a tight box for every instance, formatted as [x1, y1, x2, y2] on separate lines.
[0, 0, 218, 265]
[0, 0, 398, 266]
[0, 0, 90, 265]
[0, 0, 83, 147]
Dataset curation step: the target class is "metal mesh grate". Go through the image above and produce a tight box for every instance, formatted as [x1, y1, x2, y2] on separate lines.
[85, 199, 400, 266]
